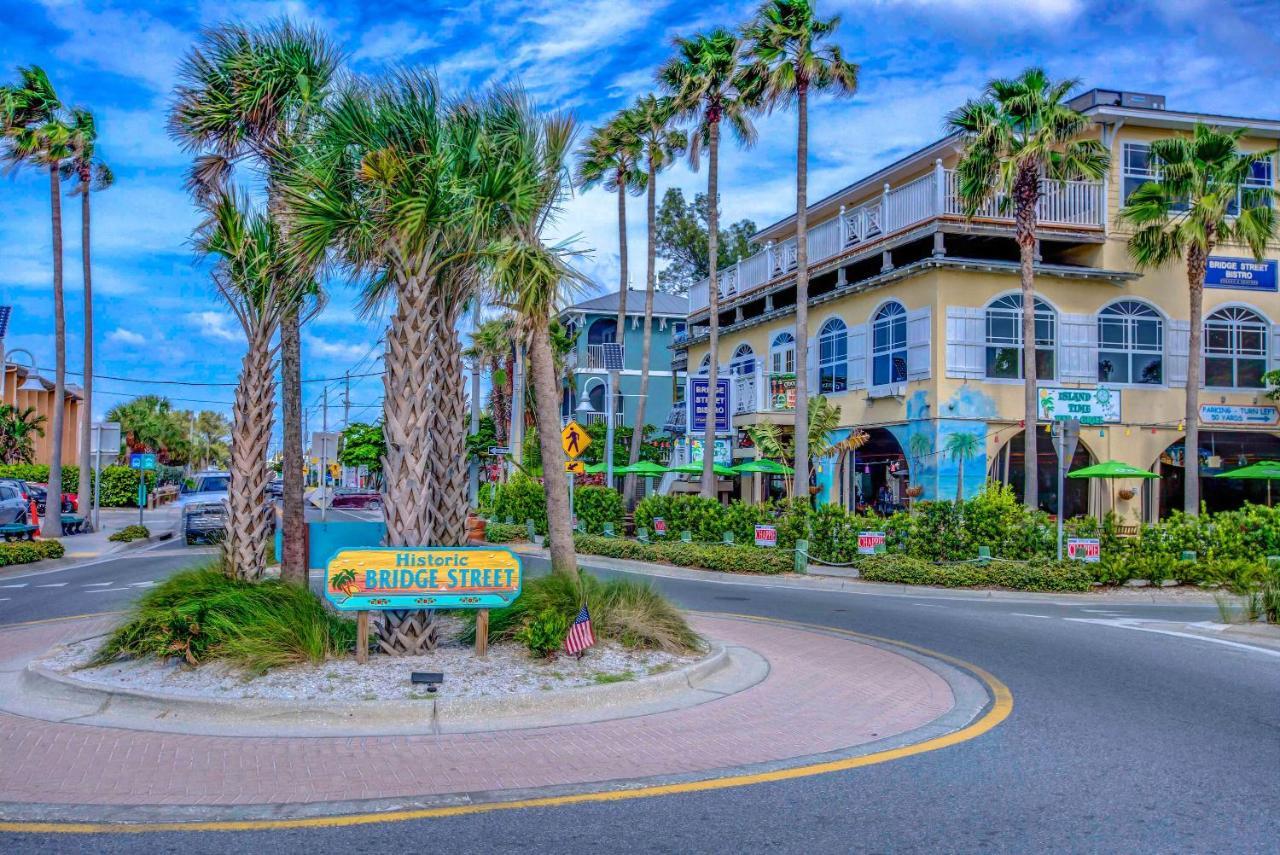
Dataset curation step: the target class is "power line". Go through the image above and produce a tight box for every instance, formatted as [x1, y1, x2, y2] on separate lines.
[62, 368, 386, 387]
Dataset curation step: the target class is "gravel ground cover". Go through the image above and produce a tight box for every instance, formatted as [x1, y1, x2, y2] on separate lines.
[44, 616, 701, 702]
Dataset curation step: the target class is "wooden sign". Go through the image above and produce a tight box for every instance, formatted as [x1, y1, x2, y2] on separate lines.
[325, 547, 522, 611]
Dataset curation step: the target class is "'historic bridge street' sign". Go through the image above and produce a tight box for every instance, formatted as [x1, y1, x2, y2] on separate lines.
[325, 547, 522, 611]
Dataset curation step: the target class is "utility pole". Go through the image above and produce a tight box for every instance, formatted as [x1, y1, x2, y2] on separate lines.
[510, 347, 525, 471]
[343, 371, 350, 427]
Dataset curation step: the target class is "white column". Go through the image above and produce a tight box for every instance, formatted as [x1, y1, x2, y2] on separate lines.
[882, 182, 892, 231]
[934, 158, 945, 214]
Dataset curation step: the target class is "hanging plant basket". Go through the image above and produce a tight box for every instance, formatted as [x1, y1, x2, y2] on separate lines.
[905, 485, 924, 498]
[1117, 488, 1136, 501]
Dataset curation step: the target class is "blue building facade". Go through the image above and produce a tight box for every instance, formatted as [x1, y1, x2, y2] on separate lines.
[559, 290, 688, 434]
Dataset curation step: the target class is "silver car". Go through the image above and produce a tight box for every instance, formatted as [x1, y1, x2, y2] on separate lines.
[0, 483, 29, 525]
[176, 472, 230, 545]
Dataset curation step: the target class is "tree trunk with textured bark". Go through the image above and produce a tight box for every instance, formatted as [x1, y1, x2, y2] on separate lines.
[43, 162, 65, 539]
[701, 119, 720, 499]
[792, 83, 811, 502]
[1184, 240, 1210, 516]
[529, 320, 578, 576]
[77, 184, 93, 525]
[1014, 163, 1040, 511]
[626, 154, 659, 507]
[279, 309, 306, 585]
[425, 290, 469, 548]
[226, 329, 277, 580]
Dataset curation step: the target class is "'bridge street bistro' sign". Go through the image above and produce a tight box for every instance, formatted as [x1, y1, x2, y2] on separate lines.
[325, 547, 522, 611]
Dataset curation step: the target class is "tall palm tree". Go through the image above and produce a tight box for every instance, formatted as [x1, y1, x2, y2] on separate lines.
[486, 89, 584, 576]
[195, 192, 306, 579]
[945, 431, 982, 503]
[621, 95, 686, 507]
[947, 69, 1108, 510]
[170, 20, 338, 586]
[1119, 125, 1278, 515]
[63, 108, 113, 525]
[2, 66, 71, 537]
[659, 28, 757, 497]
[742, 0, 858, 502]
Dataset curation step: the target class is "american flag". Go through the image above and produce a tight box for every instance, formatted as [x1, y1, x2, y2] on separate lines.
[564, 604, 596, 657]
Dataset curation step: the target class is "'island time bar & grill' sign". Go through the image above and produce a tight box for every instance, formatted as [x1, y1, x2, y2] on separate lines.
[325, 547, 522, 611]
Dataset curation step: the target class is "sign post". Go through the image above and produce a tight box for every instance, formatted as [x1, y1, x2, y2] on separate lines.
[312, 431, 340, 522]
[91, 422, 121, 533]
[129, 452, 157, 527]
[561, 421, 591, 533]
[1052, 419, 1081, 560]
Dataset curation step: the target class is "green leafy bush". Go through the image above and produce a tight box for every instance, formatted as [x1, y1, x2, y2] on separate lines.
[515, 608, 570, 658]
[575, 534, 792, 574]
[0, 539, 64, 565]
[484, 522, 526, 543]
[490, 473, 547, 534]
[93, 564, 357, 674]
[108, 525, 150, 543]
[476, 482, 498, 516]
[856, 554, 1092, 592]
[0, 464, 160, 506]
[575, 485, 623, 534]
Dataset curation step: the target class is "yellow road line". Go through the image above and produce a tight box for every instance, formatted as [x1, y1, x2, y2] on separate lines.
[0, 611, 122, 631]
[0, 617, 1012, 835]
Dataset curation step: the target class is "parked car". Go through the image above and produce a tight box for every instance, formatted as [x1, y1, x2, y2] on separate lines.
[0, 483, 30, 525]
[267, 478, 283, 499]
[175, 471, 231, 545]
[328, 488, 383, 511]
[29, 483, 77, 515]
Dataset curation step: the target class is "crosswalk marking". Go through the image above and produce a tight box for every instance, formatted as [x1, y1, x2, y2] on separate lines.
[1010, 612, 1052, 619]
[82, 582, 114, 587]
[36, 583, 68, 588]
[0, 584, 28, 588]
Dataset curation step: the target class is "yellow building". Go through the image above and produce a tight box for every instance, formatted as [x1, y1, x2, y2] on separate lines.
[2, 362, 83, 468]
[677, 89, 1280, 521]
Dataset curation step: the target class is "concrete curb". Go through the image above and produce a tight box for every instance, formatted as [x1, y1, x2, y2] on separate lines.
[17, 637, 764, 738]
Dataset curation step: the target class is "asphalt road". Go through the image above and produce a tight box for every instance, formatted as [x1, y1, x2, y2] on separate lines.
[2, 546, 1278, 854]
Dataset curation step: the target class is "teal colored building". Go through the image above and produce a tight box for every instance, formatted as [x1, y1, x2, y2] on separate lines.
[559, 290, 688, 433]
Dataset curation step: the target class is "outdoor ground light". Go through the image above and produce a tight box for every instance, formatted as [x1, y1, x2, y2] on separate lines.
[411, 671, 444, 693]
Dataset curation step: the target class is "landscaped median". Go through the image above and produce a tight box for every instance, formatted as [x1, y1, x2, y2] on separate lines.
[0, 539, 64, 567]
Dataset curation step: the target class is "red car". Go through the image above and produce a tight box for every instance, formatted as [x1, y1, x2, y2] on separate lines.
[26, 483, 78, 515]
[328, 488, 383, 511]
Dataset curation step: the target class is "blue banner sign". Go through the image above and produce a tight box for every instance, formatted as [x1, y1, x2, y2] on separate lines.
[688, 377, 731, 433]
[1205, 256, 1278, 292]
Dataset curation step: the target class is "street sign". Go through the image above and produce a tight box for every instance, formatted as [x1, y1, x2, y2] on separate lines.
[1066, 538, 1101, 562]
[488, 445, 512, 456]
[324, 547, 523, 611]
[91, 422, 122, 459]
[754, 525, 777, 548]
[1051, 419, 1081, 466]
[688, 377, 731, 433]
[565, 460, 586, 474]
[311, 431, 340, 460]
[128, 452, 157, 471]
[601, 342, 625, 371]
[561, 420, 591, 458]
[857, 531, 886, 555]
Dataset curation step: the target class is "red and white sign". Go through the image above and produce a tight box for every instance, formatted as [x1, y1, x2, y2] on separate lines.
[857, 531, 886, 555]
[1066, 538, 1101, 563]
[653, 517, 667, 535]
[754, 525, 777, 548]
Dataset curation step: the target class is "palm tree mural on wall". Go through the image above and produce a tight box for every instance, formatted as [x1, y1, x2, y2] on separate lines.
[945, 431, 983, 503]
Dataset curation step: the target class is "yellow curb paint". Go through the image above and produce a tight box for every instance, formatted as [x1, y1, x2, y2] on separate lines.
[0, 616, 1012, 835]
[0, 611, 121, 632]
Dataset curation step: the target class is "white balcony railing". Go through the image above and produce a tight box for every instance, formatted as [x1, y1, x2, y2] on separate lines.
[585, 411, 625, 427]
[688, 162, 1104, 314]
[584, 343, 624, 370]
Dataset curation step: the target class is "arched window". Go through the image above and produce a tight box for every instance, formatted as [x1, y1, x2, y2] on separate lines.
[585, 379, 605, 414]
[871, 301, 908, 386]
[818, 318, 848, 393]
[1205, 306, 1269, 388]
[587, 318, 617, 345]
[770, 332, 796, 376]
[1098, 301, 1163, 384]
[697, 354, 711, 376]
[731, 344, 755, 376]
[985, 294, 1056, 380]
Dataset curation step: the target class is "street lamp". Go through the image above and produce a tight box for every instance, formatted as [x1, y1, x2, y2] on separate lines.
[2, 349, 47, 395]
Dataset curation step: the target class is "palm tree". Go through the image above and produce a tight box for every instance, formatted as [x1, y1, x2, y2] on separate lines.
[1119, 125, 1278, 515]
[741, 0, 858, 502]
[660, 29, 757, 497]
[63, 108, 113, 525]
[171, 20, 338, 586]
[0, 405, 46, 464]
[947, 69, 1109, 510]
[195, 192, 306, 579]
[621, 94, 686, 507]
[945, 431, 982, 503]
[486, 89, 585, 576]
[2, 66, 71, 537]
[466, 317, 516, 443]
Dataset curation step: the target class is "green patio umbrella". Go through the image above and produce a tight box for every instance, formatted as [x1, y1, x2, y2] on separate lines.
[670, 461, 738, 478]
[615, 460, 670, 477]
[731, 459, 795, 475]
[1214, 460, 1280, 505]
[1067, 459, 1159, 516]
[583, 461, 609, 474]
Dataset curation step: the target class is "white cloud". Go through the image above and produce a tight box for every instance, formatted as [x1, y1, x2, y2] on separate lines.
[304, 334, 377, 363]
[869, 0, 1083, 26]
[106, 327, 146, 346]
[36, 1, 188, 93]
[351, 23, 439, 63]
[188, 311, 240, 343]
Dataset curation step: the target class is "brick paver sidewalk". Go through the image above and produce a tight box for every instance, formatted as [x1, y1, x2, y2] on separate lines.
[0, 614, 953, 812]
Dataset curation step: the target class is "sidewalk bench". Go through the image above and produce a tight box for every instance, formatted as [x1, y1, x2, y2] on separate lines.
[0, 523, 38, 542]
[61, 515, 86, 534]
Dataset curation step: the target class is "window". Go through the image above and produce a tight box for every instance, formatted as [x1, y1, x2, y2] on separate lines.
[586, 380, 606, 413]
[871, 302, 908, 386]
[586, 318, 616, 345]
[770, 332, 796, 375]
[818, 318, 848, 393]
[731, 344, 755, 376]
[985, 294, 1056, 380]
[1098, 301, 1163, 384]
[697, 355, 711, 376]
[1232, 154, 1274, 215]
[1122, 142, 1157, 204]
[1205, 306, 1268, 388]
[672, 322, 687, 341]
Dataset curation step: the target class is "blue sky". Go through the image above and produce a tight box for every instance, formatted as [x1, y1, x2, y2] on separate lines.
[3, 0, 1278, 448]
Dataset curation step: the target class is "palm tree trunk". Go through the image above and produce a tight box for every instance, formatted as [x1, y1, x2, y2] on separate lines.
[529, 320, 578, 576]
[956, 461, 964, 504]
[1015, 165, 1039, 511]
[793, 83, 811, 504]
[226, 328, 276, 581]
[43, 162, 65, 539]
[625, 155, 659, 507]
[610, 180, 629, 493]
[426, 294, 469, 547]
[77, 183, 93, 524]
[702, 119, 720, 499]
[1185, 243, 1208, 516]
[279, 308, 306, 584]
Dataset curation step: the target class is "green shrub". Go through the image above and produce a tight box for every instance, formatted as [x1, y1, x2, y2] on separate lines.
[108, 525, 150, 543]
[574, 534, 792, 575]
[476, 482, 498, 516]
[93, 564, 357, 674]
[484, 522, 526, 543]
[856, 554, 1092, 592]
[575, 486, 624, 535]
[491, 473, 547, 534]
[515, 607, 570, 658]
[0, 539, 64, 565]
[0, 464, 162, 507]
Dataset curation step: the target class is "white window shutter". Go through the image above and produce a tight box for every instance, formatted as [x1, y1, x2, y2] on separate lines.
[847, 324, 868, 389]
[906, 306, 931, 380]
[945, 307, 985, 379]
[806, 336, 819, 391]
[1058, 312, 1098, 382]
[1166, 319, 1190, 386]
[1271, 325, 1280, 372]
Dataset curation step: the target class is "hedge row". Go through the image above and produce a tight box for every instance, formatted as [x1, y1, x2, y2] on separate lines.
[484, 522, 526, 543]
[574, 534, 792, 575]
[0, 464, 163, 508]
[0, 539, 65, 566]
[855, 555, 1094, 592]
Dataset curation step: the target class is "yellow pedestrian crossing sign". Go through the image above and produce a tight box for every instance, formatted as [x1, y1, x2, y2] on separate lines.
[565, 460, 586, 474]
[561, 421, 591, 458]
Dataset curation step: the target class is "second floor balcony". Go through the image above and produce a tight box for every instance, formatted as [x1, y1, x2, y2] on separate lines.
[689, 162, 1104, 316]
[584, 343, 624, 371]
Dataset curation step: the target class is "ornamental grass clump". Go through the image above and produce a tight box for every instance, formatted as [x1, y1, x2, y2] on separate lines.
[108, 524, 149, 543]
[93, 563, 356, 674]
